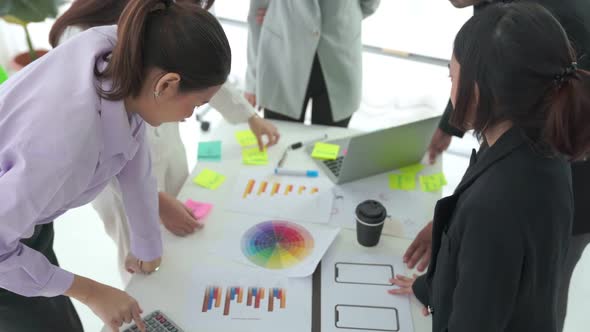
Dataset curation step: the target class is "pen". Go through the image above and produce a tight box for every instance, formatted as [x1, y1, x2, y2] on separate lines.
[277, 134, 328, 168]
[275, 168, 319, 178]
[289, 134, 328, 150]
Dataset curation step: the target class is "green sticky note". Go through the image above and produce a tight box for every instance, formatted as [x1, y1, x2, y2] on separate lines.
[419, 173, 448, 192]
[389, 173, 417, 191]
[0, 65, 8, 85]
[398, 163, 425, 174]
[311, 142, 340, 160]
[235, 130, 258, 147]
[193, 168, 226, 190]
[198, 141, 222, 161]
[242, 147, 268, 165]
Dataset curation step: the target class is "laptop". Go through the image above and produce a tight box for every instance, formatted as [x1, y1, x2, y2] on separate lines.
[307, 116, 441, 184]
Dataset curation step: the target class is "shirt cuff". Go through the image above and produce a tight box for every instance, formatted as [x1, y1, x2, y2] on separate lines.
[39, 266, 75, 297]
[130, 234, 163, 262]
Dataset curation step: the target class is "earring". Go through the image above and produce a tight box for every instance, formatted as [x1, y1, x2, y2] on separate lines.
[154, 90, 160, 98]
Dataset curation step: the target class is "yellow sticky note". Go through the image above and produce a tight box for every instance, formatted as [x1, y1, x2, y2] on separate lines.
[193, 168, 226, 190]
[389, 173, 416, 191]
[242, 147, 268, 165]
[235, 130, 258, 147]
[398, 163, 425, 174]
[311, 142, 340, 160]
[419, 173, 448, 192]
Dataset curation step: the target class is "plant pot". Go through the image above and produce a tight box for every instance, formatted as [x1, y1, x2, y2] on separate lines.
[10, 50, 49, 71]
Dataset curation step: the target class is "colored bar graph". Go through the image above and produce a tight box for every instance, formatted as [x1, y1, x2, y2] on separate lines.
[243, 179, 255, 198]
[284, 185, 294, 195]
[311, 187, 319, 194]
[280, 289, 286, 308]
[271, 183, 281, 196]
[202, 287, 211, 312]
[223, 287, 231, 316]
[237, 287, 244, 303]
[202, 286, 287, 315]
[247, 287, 253, 306]
[215, 287, 222, 307]
[255, 287, 261, 308]
[257, 181, 268, 195]
[267, 288, 287, 312]
[298, 186, 307, 194]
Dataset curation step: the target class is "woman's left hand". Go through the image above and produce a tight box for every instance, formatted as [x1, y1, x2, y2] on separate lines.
[248, 115, 280, 151]
[388, 274, 430, 316]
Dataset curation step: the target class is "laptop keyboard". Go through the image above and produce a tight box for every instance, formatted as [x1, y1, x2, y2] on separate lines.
[323, 156, 345, 177]
[123, 310, 183, 332]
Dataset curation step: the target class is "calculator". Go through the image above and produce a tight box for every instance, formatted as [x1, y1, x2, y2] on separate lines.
[122, 310, 184, 332]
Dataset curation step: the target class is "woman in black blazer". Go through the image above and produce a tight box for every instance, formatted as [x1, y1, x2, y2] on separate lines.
[417, 1, 590, 330]
[391, 3, 590, 331]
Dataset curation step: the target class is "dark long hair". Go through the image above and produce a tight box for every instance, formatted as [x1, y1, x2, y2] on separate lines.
[49, 0, 128, 47]
[92, 0, 230, 100]
[450, 2, 590, 160]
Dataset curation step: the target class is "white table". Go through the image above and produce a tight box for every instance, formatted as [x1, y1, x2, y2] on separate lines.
[107, 120, 434, 332]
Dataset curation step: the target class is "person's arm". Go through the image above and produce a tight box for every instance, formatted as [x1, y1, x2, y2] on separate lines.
[209, 83, 257, 124]
[210, 83, 280, 150]
[445, 206, 524, 331]
[115, 123, 163, 263]
[0, 131, 95, 296]
[360, 0, 381, 18]
[449, 0, 489, 8]
[245, 0, 269, 95]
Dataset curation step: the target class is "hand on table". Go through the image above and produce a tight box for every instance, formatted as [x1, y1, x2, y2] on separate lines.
[403, 221, 433, 272]
[388, 274, 430, 317]
[66, 275, 146, 332]
[159, 192, 202, 236]
[248, 115, 281, 151]
[428, 128, 452, 164]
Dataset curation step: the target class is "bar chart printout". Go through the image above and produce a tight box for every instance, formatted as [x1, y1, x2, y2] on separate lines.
[202, 286, 287, 316]
[229, 171, 334, 224]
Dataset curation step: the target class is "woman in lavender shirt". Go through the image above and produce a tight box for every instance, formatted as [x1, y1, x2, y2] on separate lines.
[0, 0, 230, 330]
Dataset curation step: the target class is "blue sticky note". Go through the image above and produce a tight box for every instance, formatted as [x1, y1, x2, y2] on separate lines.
[198, 141, 222, 161]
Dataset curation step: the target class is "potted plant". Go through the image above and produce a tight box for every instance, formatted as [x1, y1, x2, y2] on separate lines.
[0, 0, 66, 70]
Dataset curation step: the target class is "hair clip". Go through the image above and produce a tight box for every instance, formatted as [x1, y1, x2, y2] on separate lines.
[554, 62, 578, 86]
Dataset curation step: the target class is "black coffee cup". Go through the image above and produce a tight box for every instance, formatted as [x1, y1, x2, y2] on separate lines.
[355, 200, 387, 247]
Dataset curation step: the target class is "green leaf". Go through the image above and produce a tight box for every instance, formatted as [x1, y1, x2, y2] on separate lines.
[0, 0, 67, 24]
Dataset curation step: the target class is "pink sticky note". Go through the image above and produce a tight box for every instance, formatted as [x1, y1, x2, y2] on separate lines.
[185, 199, 213, 224]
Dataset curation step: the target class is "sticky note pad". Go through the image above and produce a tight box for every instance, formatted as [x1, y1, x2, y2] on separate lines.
[419, 173, 448, 192]
[389, 173, 417, 191]
[398, 163, 425, 175]
[185, 199, 213, 223]
[311, 142, 340, 160]
[235, 130, 258, 147]
[193, 168, 226, 190]
[242, 147, 268, 165]
[198, 141, 222, 161]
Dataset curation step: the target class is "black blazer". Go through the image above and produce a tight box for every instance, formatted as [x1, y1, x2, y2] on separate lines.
[413, 128, 573, 332]
[440, 0, 590, 235]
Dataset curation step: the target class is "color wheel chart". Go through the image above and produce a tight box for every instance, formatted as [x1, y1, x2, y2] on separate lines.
[202, 286, 287, 315]
[243, 179, 320, 198]
[241, 221, 314, 270]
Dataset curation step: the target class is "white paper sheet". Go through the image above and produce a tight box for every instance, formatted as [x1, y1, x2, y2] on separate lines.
[321, 248, 415, 332]
[330, 163, 442, 239]
[184, 265, 312, 332]
[226, 169, 335, 224]
[210, 215, 340, 278]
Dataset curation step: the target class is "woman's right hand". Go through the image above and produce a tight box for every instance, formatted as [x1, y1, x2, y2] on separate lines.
[65, 275, 146, 332]
[85, 283, 146, 332]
